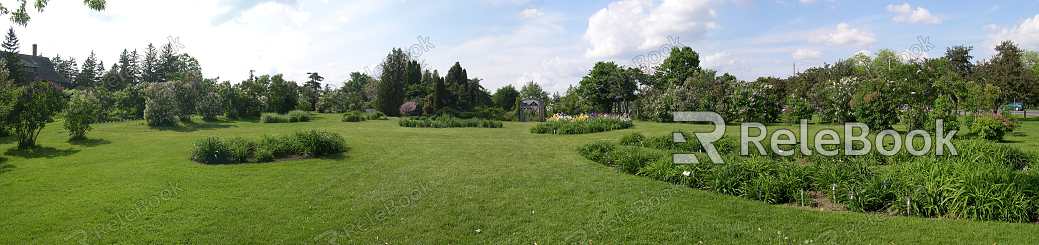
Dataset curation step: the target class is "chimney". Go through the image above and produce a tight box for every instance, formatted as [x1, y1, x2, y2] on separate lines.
[32, 44, 37, 63]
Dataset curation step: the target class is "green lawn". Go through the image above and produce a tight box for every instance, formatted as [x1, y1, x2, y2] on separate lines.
[0, 114, 1037, 244]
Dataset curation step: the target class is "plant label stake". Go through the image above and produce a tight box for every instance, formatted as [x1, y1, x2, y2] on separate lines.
[800, 189, 804, 206]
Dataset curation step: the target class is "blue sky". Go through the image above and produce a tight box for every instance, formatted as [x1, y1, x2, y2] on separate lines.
[10, 0, 1039, 93]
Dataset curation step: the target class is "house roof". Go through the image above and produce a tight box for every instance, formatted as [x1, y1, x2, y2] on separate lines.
[15, 53, 71, 84]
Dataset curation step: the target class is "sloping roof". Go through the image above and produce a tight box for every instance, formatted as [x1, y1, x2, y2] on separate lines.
[15, 53, 71, 84]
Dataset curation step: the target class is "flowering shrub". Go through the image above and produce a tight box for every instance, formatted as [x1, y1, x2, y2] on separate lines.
[2, 81, 66, 148]
[782, 94, 816, 124]
[144, 82, 181, 126]
[971, 113, 1017, 141]
[850, 79, 899, 130]
[198, 92, 223, 121]
[64, 91, 100, 140]
[816, 77, 859, 124]
[400, 101, 417, 116]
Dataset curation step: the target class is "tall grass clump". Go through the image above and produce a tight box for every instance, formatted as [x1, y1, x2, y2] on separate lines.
[260, 113, 289, 123]
[530, 117, 633, 134]
[287, 110, 311, 122]
[399, 116, 503, 128]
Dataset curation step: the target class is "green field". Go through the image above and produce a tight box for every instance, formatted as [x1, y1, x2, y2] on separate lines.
[1, 114, 1038, 244]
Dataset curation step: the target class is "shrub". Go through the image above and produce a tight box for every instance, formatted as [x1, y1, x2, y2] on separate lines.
[289, 130, 347, 157]
[400, 101, 417, 116]
[199, 92, 224, 121]
[2, 81, 66, 148]
[225, 137, 254, 163]
[365, 111, 386, 120]
[782, 94, 816, 124]
[398, 117, 503, 128]
[287, 110, 311, 122]
[261, 113, 290, 123]
[850, 79, 899, 130]
[530, 117, 633, 135]
[64, 91, 100, 140]
[576, 141, 616, 164]
[191, 136, 229, 164]
[618, 132, 645, 146]
[144, 82, 181, 126]
[971, 113, 1016, 141]
[341, 111, 364, 122]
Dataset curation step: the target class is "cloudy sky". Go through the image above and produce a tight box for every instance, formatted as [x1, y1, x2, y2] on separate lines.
[9, 0, 1039, 93]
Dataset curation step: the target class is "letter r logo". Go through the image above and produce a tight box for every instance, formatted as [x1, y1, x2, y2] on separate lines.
[672, 111, 725, 164]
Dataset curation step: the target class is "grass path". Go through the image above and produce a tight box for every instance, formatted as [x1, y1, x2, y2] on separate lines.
[0, 114, 1037, 244]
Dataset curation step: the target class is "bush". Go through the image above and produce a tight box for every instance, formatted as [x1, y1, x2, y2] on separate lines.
[199, 92, 223, 121]
[618, 132, 645, 146]
[144, 82, 181, 126]
[365, 111, 386, 120]
[225, 137, 254, 163]
[191, 136, 229, 164]
[530, 118, 633, 134]
[782, 94, 816, 124]
[970, 112, 1017, 141]
[400, 101, 417, 116]
[2, 81, 66, 148]
[341, 111, 364, 122]
[64, 91, 100, 140]
[261, 113, 290, 123]
[399, 117, 503, 128]
[287, 110, 311, 122]
[289, 130, 347, 157]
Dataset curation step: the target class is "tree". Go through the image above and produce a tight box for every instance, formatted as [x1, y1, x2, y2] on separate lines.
[157, 43, 177, 81]
[652, 46, 701, 88]
[520, 81, 549, 102]
[423, 73, 449, 115]
[376, 48, 409, 116]
[1, 0, 106, 26]
[52, 54, 77, 83]
[343, 72, 372, 94]
[1, 27, 26, 85]
[492, 84, 520, 110]
[64, 91, 100, 140]
[2, 80, 66, 148]
[142, 43, 159, 82]
[577, 61, 638, 113]
[267, 74, 299, 114]
[945, 45, 974, 79]
[1022, 50, 1039, 78]
[73, 51, 98, 88]
[978, 41, 1039, 107]
[444, 62, 469, 111]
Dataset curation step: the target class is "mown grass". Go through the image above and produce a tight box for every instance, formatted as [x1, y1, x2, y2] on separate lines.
[0, 114, 1036, 244]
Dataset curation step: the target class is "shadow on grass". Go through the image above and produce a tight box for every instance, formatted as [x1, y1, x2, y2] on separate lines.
[0, 157, 12, 175]
[68, 138, 112, 147]
[149, 119, 237, 132]
[0, 135, 15, 146]
[4, 146, 80, 159]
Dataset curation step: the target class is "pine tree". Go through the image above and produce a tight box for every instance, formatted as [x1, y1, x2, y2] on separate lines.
[74, 51, 98, 88]
[128, 49, 140, 84]
[142, 43, 158, 83]
[376, 48, 408, 117]
[2, 27, 26, 85]
[96, 60, 105, 86]
[158, 42, 176, 81]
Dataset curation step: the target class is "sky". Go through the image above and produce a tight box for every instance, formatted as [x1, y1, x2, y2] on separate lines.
[8, 0, 1039, 94]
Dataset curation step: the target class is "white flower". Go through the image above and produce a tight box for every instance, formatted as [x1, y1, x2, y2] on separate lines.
[476, 229, 482, 233]
[682, 171, 691, 176]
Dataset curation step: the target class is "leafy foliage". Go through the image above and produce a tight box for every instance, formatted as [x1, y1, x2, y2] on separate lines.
[63, 91, 100, 140]
[2, 81, 65, 148]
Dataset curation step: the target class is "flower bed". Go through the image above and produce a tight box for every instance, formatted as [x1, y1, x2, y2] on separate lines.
[398, 116, 503, 128]
[530, 113, 633, 134]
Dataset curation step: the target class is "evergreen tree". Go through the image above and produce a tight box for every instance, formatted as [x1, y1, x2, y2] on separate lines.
[142, 43, 159, 82]
[424, 73, 449, 115]
[375, 48, 408, 116]
[96, 60, 105, 86]
[128, 49, 141, 84]
[2, 27, 26, 85]
[74, 51, 98, 88]
[52, 54, 78, 82]
[444, 62, 468, 111]
[158, 43, 176, 81]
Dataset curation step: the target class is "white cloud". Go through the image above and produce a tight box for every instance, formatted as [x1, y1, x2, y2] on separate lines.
[731, 0, 755, 8]
[522, 8, 543, 18]
[798, 0, 834, 3]
[791, 48, 823, 60]
[701, 51, 749, 72]
[582, 0, 723, 59]
[886, 3, 942, 24]
[338, 16, 350, 22]
[985, 14, 1039, 51]
[807, 23, 876, 48]
[855, 49, 872, 57]
[982, 24, 1000, 31]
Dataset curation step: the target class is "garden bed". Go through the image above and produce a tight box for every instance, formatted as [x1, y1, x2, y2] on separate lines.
[530, 113, 633, 134]
[398, 116, 503, 128]
[190, 130, 347, 164]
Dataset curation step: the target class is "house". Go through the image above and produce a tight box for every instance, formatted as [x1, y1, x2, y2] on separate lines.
[6, 44, 72, 87]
